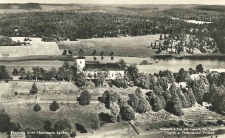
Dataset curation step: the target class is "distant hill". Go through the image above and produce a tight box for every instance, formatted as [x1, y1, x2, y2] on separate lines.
[195, 5, 225, 12]
[0, 3, 200, 15]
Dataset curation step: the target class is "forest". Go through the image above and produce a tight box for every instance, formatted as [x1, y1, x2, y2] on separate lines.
[0, 7, 224, 53]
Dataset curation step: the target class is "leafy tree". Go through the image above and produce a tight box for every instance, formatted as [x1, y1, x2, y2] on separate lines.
[196, 64, 204, 73]
[134, 73, 151, 89]
[128, 90, 151, 113]
[49, 101, 59, 111]
[176, 88, 188, 108]
[217, 120, 224, 126]
[188, 68, 196, 75]
[100, 51, 104, 56]
[126, 65, 138, 81]
[45, 67, 57, 81]
[153, 96, 163, 112]
[173, 100, 184, 116]
[32, 67, 41, 81]
[0, 110, 10, 132]
[19, 70, 26, 80]
[110, 51, 114, 56]
[92, 49, 96, 55]
[127, 93, 139, 112]
[54, 118, 72, 132]
[30, 83, 38, 95]
[135, 88, 144, 99]
[62, 49, 67, 55]
[12, 68, 19, 76]
[101, 90, 120, 109]
[78, 49, 84, 57]
[43, 120, 52, 132]
[7, 122, 20, 135]
[158, 70, 175, 83]
[33, 104, 41, 112]
[111, 78, 128, 88]
[0, 66, 9, 81]
[162, 90, 172, 103]
[110, 103, 120, 123]
[117, 59, 127, 69]
[176, 68, 189, 82]
[70, 131, 76, 138]
[89, 114, 100, 130]
[19, 67, 25, 73]
[185, 88, 197, 107]
[137, 98, 151, 113]
[157, 77, 169, 91]
[78, 90, 91, 106]
[57, 66, 66, 81]
[68, 50, 73, 55]
[120, 105, 135, 121]
[160, 33, 163, 40]
[75, 72, 87, 87]
[189, 79, 209, 103]
[93, 57, 97, 61]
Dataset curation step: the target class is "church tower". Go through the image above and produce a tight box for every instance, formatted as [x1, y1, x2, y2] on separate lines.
[76, 57, 85, 70]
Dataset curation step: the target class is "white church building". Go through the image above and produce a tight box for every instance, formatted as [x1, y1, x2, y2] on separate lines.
[76, 57, 125, 80]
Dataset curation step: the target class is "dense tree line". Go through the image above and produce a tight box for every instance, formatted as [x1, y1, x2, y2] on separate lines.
[13, 62, 78, 82]
[0, 12, 191, 39]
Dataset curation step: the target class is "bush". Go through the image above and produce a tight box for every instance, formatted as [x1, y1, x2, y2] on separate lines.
[217, 119, 224, 126]
[30, 83, 38, 95]
[101, 90, 120, 109]
[75, 73, 87, 87]
[14, 91, 18, 96]
[178, 120, 184, 126]
[111, 79, 128, 88]
[70, 131, 76, 137]
[78, 90, 91, 106]
[54, 118, 72, 132]
[89, 114, 100, 130]
[139, 60, 151, 65]
[121, 105, 135, 121]
[7, 122, 20, 135]
[33, 104, 41, 112]
[0, 111, 10, 132]
[49, 101, 59, 111]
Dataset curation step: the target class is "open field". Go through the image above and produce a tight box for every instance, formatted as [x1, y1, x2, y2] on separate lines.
[0, 81, 79, 103]
[58, 35, 159, 57]
[0, 55, 74, 62]
[0, 37, 61, 57]
[2, 102, 106, 130]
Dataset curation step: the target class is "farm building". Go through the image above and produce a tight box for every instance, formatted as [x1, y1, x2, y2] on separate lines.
[76, 57, 124, 80]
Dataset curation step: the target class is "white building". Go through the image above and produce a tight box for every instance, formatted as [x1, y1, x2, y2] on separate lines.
[76, 57, 124, 80]
[208, 69, 225, 73]
[190, 73, 207, 80]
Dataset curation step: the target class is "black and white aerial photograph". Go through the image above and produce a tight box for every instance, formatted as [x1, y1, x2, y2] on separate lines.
[0, 0, 225, 138]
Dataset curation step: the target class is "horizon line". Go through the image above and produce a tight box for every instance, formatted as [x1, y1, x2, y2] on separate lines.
[0, 3, 224, 5]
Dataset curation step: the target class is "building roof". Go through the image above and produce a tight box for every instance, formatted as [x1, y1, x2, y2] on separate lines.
[85, 63, 124, 71]
[76, 56, 86, 59]
[85, 61, 100, 64]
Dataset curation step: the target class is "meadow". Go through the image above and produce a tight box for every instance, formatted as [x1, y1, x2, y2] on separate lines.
[58, 35, 159, 57]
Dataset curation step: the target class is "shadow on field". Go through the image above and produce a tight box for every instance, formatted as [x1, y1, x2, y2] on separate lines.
[99, 112, 112, 123]
[75, 123, 87, 133]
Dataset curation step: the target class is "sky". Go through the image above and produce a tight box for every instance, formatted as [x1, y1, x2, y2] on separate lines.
[0, 0, 224, 5]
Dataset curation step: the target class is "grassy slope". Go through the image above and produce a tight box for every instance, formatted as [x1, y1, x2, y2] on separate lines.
[58, 35, 159, 57]
[3, 102, 106, 130]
